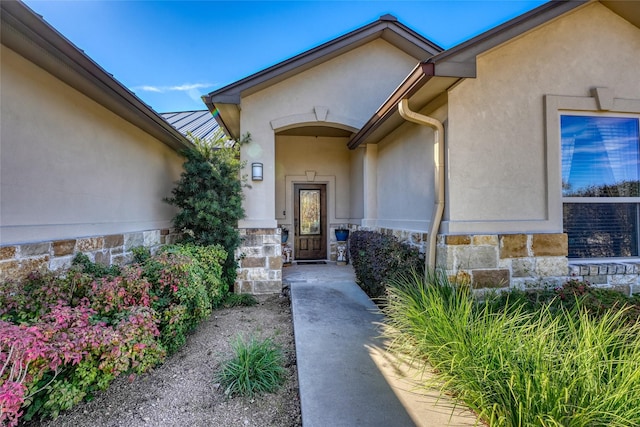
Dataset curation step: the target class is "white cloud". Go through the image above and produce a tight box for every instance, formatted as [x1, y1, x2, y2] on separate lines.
[137, 85, 163, 93]
[133, 82, 214, 93]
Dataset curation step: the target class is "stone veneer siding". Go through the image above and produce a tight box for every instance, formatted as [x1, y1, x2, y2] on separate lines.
[568, 261, 640, 296]
[436, 233, 569, 289]
[235, 228, 282, 294]
[358, 228, 640, 294]
[0, 228, 182, 282]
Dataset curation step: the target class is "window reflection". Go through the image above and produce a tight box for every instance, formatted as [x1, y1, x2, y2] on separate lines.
[300, 190, 320, 235]
[561, 115, 640, 258]
[561, 116, 640, 197]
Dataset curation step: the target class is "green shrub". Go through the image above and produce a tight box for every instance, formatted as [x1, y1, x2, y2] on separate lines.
[131, 246, 151, 264]
[222, 293, 258, 308]
[140, 251, 211, 355]
[165, 132, 250, 292]
[164, 244, 228, 308]
[215, 335, 286, 398]
[384, 271, 640, 426]
[72, 253, 121, 278]
[349, 230, 423, 300]
[486, 278, 640, 325]
[0, 244, 224, 424]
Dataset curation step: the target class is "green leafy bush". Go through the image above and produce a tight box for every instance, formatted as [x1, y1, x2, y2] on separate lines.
[0, 243, 226, 424]
[215, 335, 286, 398]
[72, 253, 121, 278]
[165, 132, 249, 292]
[164, 244, 228, 308]
[349, 230, 423, 300]
[384, 271, 640, 426]
[139, 251, 211, 355]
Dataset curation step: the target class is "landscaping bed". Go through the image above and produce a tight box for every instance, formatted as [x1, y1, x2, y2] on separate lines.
[27, 294, 301, 427]
[383, 272, 640, 426]
[1, 246, 301, 426]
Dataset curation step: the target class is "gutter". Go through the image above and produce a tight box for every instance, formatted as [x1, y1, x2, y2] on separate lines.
[398, 99, 445, 270]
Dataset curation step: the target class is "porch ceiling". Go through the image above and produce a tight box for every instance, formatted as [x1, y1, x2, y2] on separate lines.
[276, 126, 354, 138]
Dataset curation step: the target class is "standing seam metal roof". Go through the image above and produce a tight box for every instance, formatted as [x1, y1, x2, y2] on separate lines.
[160, 110, 220, 141]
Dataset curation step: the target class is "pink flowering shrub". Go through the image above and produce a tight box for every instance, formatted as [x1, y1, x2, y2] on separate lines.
[88, 266, 152, 317]
[0, 270, 93, 323]
[0, 322, 51, 427]
[0, 244, 225, 423]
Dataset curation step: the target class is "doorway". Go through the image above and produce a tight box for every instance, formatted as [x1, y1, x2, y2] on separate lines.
[294, 183, 327, 260]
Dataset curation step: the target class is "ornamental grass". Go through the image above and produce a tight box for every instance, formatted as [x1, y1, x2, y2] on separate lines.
[216, 335, 286, 398]
[383, 270, 640, 426]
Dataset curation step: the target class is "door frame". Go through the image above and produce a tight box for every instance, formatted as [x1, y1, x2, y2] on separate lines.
[283, 175, 338, 261]
[294, 183, 327, 260]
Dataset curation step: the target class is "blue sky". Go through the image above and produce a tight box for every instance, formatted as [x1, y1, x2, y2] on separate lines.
[23, 0, 547, 113]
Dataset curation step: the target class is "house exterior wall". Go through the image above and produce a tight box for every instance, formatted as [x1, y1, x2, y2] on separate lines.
[375, 119, 435, 232]
[368, 3, 640, 293]
[275, 135, 352, 262]
[239, 39, 421, 229]
[235, 39, 421, 292]
[349, 147, 365, 221]
[435, 2, 640, 290]
[275, 136, 351, 223]
[0, 45, 184, 278]
[445, 2, 640, 235]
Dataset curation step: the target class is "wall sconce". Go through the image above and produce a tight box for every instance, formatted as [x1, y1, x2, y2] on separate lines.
[252, 162, 263, 181]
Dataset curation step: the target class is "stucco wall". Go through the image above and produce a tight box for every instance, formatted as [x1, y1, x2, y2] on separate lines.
[275, 135, 351, 226]
[239, 39, 420, 228]
[445, 2, 640, 234]
[375, 122, 434, 231]
[349, 147, 365, 221]
[0, 45, 184, 244]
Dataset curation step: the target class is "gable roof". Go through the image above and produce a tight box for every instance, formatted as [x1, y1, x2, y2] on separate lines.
[203, 14, 443, 139]
[161, 110, 220, 141]
[1, 0, 192, 152]
[348, 0, 640, 149]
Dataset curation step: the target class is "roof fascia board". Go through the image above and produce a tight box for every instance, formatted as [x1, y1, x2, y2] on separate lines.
[348, 0, 592, 149]
[206, 17, 443, 104]
[1, 0, 192, 152]
[211, 103, 241, 140]
[429, 0, 589, 77]
[347, 63, 437, 149]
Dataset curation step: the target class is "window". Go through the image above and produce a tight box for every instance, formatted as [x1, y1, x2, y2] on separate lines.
[561, 115, 640, 258]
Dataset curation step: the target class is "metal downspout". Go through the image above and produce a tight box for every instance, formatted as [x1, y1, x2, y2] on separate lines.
[398, 99, 445, 270]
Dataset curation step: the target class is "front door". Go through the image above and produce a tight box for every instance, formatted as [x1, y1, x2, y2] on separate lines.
[294, 184, 327, 260]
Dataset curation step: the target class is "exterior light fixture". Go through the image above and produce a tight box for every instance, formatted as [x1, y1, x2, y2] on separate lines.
[252, 162, 263, 181]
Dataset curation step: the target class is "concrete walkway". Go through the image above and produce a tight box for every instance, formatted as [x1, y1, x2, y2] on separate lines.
[285, 263, 479, 427]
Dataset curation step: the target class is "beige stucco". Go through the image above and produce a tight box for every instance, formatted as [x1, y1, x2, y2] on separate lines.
[444, 2, 640, 234]
[238, 39, 420, 228]
[275, 135, 351, 228]
[375, 122, 434, 231]
[0, 45, 184, 244]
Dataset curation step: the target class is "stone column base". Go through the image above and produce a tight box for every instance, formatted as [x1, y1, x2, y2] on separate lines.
[235, 228, 282, 294]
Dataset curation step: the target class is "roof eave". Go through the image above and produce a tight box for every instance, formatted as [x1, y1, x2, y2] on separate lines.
[202, 94, 241, 140]
[205, 16, 443, 103]
[426, 0, 589, 76]
[347, 63, 437, 149]
[348, 0, 593, 149]
[1, 0, 192, 153]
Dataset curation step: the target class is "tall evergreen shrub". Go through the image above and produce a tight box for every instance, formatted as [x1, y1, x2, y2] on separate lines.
[165, 131, 249, 291]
